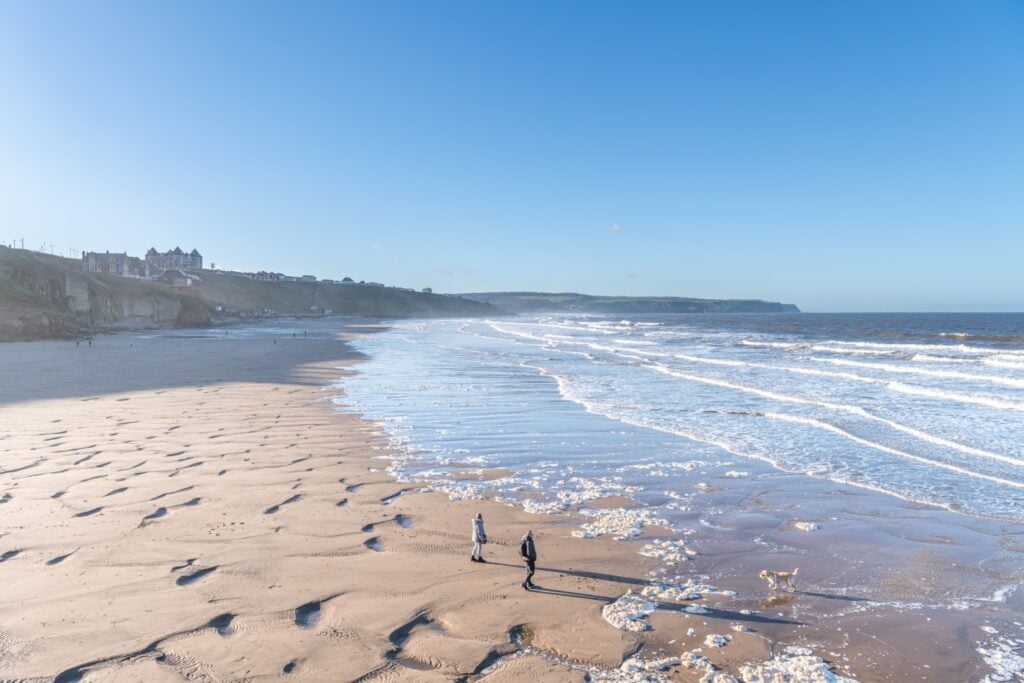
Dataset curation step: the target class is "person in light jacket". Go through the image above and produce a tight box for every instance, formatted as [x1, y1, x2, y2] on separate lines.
[471, 513, 487, 563]
[519, 530, 537, 590]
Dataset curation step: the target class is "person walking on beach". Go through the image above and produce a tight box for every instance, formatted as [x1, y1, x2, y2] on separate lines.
[520, 530, 537, 590]
[471, 513, 488, 562]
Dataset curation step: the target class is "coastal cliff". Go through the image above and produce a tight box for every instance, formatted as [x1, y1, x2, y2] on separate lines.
[460, 291, 800, 314]
[0, 247, 497, 341]
[0, 248, 212, 341]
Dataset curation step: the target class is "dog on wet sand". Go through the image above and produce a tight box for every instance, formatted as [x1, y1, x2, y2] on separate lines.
[759, 567, 799, 592]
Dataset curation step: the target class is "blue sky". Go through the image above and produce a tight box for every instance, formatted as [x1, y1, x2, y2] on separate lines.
[1, 1, 1022, 311]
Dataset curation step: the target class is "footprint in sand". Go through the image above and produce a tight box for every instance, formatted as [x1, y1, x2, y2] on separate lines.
[283, 660, 298, 674]
[140, 507, 168, 526]
[171, 558, 196, 572]
[295, 600, 322, 628]
[46, 551, 75, 566]
[74, 507, 102, 518]
[175, 566, 217, 586]
[345, 484, 363, 493]
[381, 489, 412, 506]
[207, 613, 235, 636]
[264, 494, 301, 515]
[363, 537, 382, 552]
[103, 487, 128, 497]
[336, 499, 348, 508]
[1, 549, 21, 562]
[51, 491, 66, 499]
[150, 486, 193, 502]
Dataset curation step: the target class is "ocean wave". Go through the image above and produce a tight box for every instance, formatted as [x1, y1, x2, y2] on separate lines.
[911, 354, 978, 364]
[886, 381, 1024, 413]
[522, 362, 1021, 515]
[483, 322, 1024, 469]
[633, 359, 1024, 468]
[764, 412, 1024, 489]
[814, 357, 1024, 389]
[815, 339, 1024, 357]
[984, 355, 1024, 369]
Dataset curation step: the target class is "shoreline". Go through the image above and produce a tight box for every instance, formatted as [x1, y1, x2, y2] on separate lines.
[0, 320, 1020, 681]
[0, 321, 669, 681]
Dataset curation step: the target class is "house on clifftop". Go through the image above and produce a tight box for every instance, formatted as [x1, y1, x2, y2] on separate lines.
[82, 251, 147, 277]
[157, 268, 201, 287]
[145, 246, 203, 276]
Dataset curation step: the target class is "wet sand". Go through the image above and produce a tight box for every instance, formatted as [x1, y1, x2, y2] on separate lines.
[0, 321, 1021, 681]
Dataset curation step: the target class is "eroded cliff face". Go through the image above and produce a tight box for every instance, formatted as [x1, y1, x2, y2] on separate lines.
[0, 248, 212, 341]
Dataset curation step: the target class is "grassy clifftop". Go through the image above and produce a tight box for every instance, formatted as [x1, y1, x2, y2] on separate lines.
[192, 271, 495, 318]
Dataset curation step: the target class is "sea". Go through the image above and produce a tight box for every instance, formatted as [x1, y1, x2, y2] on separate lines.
[338, 313, 1024, 525]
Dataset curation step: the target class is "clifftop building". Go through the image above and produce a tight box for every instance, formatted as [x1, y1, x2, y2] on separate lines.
[145, 246, 203, 275]
[82, 251, 146, 277]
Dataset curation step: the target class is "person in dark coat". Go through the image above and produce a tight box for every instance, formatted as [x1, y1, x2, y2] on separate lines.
[519, 530, 537, 590]
[471, 513, 487, 562]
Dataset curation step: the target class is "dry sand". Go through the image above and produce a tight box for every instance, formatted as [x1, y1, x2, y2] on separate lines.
[0, 325, 675, 681]
[0, 323, 1019, 682]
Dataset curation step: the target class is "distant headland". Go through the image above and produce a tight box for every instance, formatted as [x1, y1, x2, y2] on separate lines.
[460, 291, 800, 315]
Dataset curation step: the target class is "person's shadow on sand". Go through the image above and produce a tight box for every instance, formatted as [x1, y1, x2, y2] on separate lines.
[482, 561, 648, 586]
[485, 563, 806, 626]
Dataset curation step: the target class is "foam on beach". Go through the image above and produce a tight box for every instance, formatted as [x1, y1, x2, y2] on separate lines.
[602, 591, 657, 631]
[978, 635, 1024, 683]
[737, 654, 859, 683]
[573, 506, 669, 539]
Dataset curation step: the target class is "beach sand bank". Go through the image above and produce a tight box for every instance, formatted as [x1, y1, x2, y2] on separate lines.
[0, 321, 1019, 681]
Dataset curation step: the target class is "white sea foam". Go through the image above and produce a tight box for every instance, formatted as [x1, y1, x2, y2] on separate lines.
[602, 591, 656, 631]
[887, 381, 1024, 413]
[978, 636, 1024, 683]
[639, 538, 693, 563]
[573, 507, 669, 539]
[528, 358, 1024, 514]
[816, 357, 1024, 389]
[764, 412, 1024, 487]
[644, 362, 1024, 473]
[912, 353, 977, 364]
[985, 357, 1024, 369]
[815, 339, 1024, 357]
[738, 655, 858, 683]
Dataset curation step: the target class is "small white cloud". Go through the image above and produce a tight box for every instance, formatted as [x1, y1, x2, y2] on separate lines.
[609, 224, 624, 233]
[372, 243, 381, 250]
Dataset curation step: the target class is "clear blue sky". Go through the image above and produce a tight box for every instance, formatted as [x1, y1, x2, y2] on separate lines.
[1, 1, 1022, 311]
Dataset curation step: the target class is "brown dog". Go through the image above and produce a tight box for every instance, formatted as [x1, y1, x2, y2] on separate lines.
[759, 567, 799, 592]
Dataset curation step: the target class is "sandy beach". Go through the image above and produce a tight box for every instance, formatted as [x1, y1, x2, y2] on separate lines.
[1, 321, 1021, 682]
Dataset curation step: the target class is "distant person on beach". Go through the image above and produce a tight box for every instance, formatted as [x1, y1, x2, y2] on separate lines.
[520, 530, 537, 590]
[471, 513, 487, 562]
